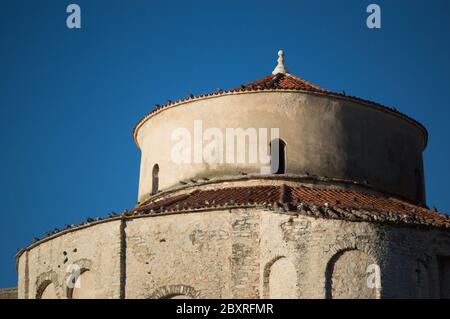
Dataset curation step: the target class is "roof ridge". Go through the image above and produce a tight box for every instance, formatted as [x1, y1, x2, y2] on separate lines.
[284, 73, 330, 92]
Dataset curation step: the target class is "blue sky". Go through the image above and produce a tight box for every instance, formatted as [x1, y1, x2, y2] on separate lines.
[1, 0, 450, 288]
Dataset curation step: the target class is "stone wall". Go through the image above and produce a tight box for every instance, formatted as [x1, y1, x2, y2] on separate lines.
[17, 221, 122, 299]
[125, 211, 232, 298]
[260, 210, 450, 298]
[0, 287, 17, 299]
[17, 208, 450, 299]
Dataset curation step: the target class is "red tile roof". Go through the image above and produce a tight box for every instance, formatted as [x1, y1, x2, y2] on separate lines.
[233, 73, 330, 93]
[22, 184, 449, 253]
[128, 185, 450, 229]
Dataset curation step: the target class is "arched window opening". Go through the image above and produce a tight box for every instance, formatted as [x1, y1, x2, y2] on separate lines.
[270, 139, 286, 174]
[152, 164, 159, 195]
[415, 168, 424, 203]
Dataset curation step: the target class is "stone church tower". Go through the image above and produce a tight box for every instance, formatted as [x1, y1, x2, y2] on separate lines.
[16, 51, 450, 299]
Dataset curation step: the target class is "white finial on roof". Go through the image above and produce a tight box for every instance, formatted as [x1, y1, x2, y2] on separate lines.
[272, 50, 288, 75]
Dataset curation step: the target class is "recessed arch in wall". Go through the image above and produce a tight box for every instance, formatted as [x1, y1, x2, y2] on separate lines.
[263, 256, 298, 298]
[65, 258, 94, 299]
[148, 284, 200, 299]
[36, 271, 60, 299]
[325, 248, 379, 299]
[66, 269, 96, 299]
[414, 259, 431, 299]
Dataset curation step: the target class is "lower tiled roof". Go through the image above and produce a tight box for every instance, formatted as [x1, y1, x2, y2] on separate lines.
[21, 184, 450, 254]
[127, 185, 450, 229]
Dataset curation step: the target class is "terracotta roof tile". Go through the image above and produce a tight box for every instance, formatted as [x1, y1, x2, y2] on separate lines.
[232, 73, 330, 93]
[28, 185, 449, 250]
[129, 185, 450, 229]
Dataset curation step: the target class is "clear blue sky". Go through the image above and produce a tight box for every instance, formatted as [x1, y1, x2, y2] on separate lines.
[1, 0, 449, 288]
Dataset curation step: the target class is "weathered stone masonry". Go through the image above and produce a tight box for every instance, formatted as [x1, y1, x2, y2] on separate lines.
[16, 203, 450, 299]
